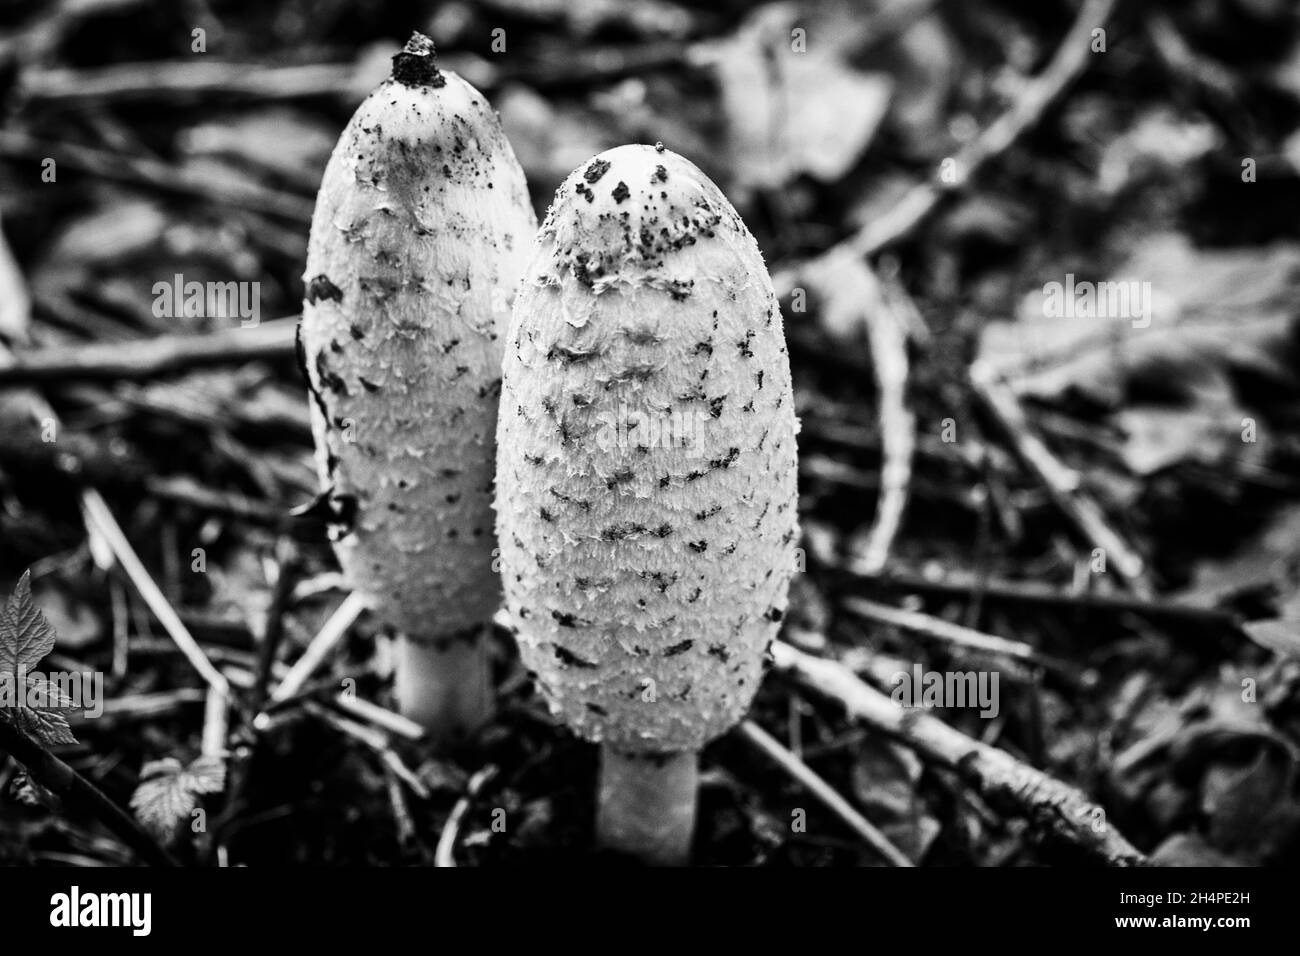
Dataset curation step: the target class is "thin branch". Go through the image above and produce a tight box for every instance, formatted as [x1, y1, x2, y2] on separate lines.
[737, 719, 914, 866]
[853, 0, 1118, 256]
[0, 317, 299, 386]
[270, 592, 369, 703]
[846, 256, 915, 575]
[435, 766, 499, 868]
[0, 132, 313, 222]
[249, 549, 299, 715]
[302, 700, 428, 798]
[771, 640, 1148, 865]
[200, 686, 228, 759]
[970, 362, 1151, 595]
[842, 597, 1076, 676]
[79, 489, 231, 697]
[20, 60, 366, 108]
[772, 0, 1119, 295]
[845, 567, 1239, 630]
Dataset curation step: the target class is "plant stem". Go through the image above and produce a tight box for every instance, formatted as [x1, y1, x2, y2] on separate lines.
[596, 747, 698, 866]
[393, 628, 492, 746]
[0, 718, 177, 866]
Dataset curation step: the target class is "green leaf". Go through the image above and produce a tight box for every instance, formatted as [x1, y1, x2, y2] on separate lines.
[130, 756, 227, 844]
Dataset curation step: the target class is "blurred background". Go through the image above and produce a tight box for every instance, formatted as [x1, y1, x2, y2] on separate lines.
[0, 0, 1299, 866]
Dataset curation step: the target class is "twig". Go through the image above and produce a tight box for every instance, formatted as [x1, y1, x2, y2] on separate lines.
[20, 60, 367, 108]
[200, 685, 228, 759]
[771, 640, 1147, 865]
[303, 701, 428, 798]
[0, 719, 178, 866]
[0, 131, 313, 222]
[0, 211, 31, 343]
[270, 592, 369, 703]
[332, 694, 424, 743]
[737, 720, 914, 866]
[842, 597, 1076, 676]
[69, 688, 206, 727]
[0, 323, 232, 707]
[0, 317, 299, 385]
[853, 259, 914, 575]
[969, 362, 1151, 595]
[772, 0, 1118, 294]
[79, 490, 231, 697]
[434, 766, 499, 868]
[857, 0, 1117, 255]
[385, 764, 416, 846]
[0, 0, 144, 70]
[248, 549, 299, 715]
[846, 567, 1239, 630]
[0, 426, 297, 528]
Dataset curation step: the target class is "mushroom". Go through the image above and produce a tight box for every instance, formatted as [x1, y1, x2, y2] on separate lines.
[300, 33, 537, 743]
[496, 144, 799, 863]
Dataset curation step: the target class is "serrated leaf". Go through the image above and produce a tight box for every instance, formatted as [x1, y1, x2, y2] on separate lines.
[0, 572, 57, 678]
[130, 756, 226, 844]
[184, 756, 227, 795]
[0, 575, 81, 747]
[5, 706, 76, 746]
[2, 672, 81, 745]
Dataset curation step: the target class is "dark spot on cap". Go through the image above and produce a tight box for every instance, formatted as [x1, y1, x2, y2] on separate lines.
[552, 643, 597, 667]
[584, 159, 611, 183]
[612, 181, 630, 203]
[306, 274, 343, 305]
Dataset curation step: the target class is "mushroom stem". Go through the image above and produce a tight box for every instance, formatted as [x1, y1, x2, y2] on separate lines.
[393, 628, 492, 746]
[596, 747, 698, 866]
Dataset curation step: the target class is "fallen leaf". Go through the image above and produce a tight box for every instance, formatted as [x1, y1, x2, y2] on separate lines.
[692, 2, 891, 191]
[979, 233, 1300, 474]
[1149, 831, 1242, 866]
[851, 738, 939, 863]
[130, 755, 226, 845]
[1242, 620, 1300, 658]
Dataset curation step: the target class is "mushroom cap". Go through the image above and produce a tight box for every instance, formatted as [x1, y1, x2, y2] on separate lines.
[496, 144, 800, 753]
[302, 67, 536, 639]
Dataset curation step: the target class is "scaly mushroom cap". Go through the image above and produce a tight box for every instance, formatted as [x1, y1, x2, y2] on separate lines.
[497, 144, 800, 753]
[302, 34, 537, 639]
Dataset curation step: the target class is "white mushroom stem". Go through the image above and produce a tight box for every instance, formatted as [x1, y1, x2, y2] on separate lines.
[393, 630, 492, 746]
[596, 748, 698, 867]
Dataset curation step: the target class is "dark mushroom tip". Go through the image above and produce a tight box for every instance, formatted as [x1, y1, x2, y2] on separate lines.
[392, 32, 446, 88]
